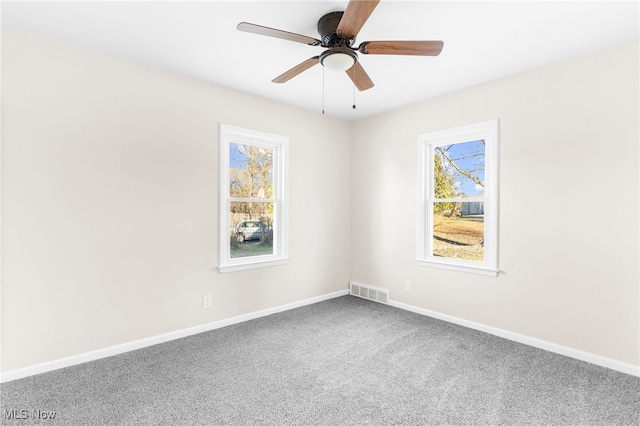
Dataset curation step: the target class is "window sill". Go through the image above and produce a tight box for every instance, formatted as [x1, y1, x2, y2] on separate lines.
[218, 257, 290, 274]
[415, 259, 499, 277]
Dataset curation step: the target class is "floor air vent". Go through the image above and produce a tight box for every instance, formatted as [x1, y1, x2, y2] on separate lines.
[350, 282, 389, 304]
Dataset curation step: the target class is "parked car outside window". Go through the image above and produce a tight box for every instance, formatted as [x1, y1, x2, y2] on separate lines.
[235, 221, 264, 242]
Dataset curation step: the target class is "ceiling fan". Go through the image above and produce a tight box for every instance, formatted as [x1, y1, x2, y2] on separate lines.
[237, 0, 444, 91]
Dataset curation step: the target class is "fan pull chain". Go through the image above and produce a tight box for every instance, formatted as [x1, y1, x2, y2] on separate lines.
[322, 66, 325, 115]
[352, 65, 357, 110]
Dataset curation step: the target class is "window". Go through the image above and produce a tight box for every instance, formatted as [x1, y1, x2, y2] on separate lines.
[219, 124, 288, 273]
[417, 119, 499, 276]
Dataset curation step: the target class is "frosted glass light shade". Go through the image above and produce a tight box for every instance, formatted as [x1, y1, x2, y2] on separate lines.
[321, 52, 356, 71]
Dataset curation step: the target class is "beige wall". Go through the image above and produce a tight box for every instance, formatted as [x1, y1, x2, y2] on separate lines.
[1, 29, 352, 372]
[350, 40, 639, 366]
[2, 27, 638, 374]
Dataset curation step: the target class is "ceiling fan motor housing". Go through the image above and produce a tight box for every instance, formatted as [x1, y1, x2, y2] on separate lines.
[318, 11, 354, 47]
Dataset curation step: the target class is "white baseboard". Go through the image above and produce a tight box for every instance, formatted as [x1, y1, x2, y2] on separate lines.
[388, 299, 640, 377]
[0, 289, 349, 383]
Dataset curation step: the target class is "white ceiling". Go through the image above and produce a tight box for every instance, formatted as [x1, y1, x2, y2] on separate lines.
[2, 1, 639, 121]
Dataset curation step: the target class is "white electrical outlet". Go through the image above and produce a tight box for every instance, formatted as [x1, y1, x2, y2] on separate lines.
[404, 280, 412, 292]
[202, 294, 212, 309]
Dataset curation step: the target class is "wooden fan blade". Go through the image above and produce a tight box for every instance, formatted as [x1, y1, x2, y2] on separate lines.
[346, 61, 374, 91]
[359, 40, 444, 56]
[336, 0, 380, 39]
[237, 22, 321, 46]
[272, 57, 320, 83]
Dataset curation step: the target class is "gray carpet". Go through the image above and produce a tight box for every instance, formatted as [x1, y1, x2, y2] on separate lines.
[1, 295, 639, 425]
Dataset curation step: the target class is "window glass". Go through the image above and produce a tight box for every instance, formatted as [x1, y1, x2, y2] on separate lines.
[432, 139, 485, 262]
[433, 201, 484, 261]
[229, 143, 273, 198]
[433, 140, 485, 198]
[228, 142, 275, 259]
[230, 202, 274, 258]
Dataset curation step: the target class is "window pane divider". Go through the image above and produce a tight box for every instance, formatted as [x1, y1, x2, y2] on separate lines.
[229, 198, 277, 203]
[431, 197, 486, 203]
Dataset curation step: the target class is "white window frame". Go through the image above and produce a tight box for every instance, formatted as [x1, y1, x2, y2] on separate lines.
[218, 124, 289, 273]
[417, 119, 499, 276]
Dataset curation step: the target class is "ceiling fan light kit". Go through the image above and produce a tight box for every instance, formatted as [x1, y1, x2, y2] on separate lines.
[237, 0, 443, 109]
[319, 47, 357, 71]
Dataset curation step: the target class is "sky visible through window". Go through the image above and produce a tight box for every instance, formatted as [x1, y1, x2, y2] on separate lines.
[230, 142, 247, 170]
